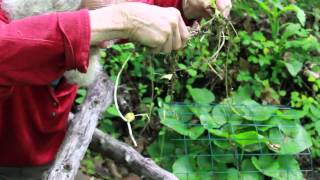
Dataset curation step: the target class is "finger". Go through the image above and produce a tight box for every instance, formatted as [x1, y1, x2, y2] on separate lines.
[162, 33, 173, 53]
[204, 6, 214, 18]
[178, 16, 190, 47]
[169, 7, 189, 48]
[202, 0, 214, 18]
[98, 41, 109, 48]
[222, 8, 231, 18]
[172, 20, 182, 50]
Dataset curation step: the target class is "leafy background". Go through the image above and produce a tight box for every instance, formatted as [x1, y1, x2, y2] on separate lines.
[78, 0, 320, 179]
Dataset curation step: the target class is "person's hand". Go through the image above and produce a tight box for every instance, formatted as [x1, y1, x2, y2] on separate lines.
[182, 0, 232, 19]
[89, 2, 190, 53]
[216, 0, 232, 18]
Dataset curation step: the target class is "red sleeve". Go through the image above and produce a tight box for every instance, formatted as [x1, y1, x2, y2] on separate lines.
[128, 0, 155, 4]
[0, 9, 90, 86]
[128, 0, 181, 9]
[128, 0, 185, 21]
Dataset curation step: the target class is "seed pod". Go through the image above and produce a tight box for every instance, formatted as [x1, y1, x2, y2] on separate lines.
[125, 112, 135, 123]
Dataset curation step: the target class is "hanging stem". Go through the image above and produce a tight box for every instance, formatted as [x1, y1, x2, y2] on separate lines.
[114, 54, 138, 147]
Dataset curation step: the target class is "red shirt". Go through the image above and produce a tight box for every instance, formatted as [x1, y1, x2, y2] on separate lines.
[0, 0, 180, 166]
[130, 0, 181, 9]
[0, 6, 90, 166]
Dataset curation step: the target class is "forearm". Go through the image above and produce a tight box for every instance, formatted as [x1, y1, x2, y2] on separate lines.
[89, 5, 129, 45]
[0, 10, 90, 86]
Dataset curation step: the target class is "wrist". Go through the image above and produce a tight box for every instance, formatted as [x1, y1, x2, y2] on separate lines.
[89, 5, 129, 45]
[81, 0, 107, 10]
[81, 0, 128, 10]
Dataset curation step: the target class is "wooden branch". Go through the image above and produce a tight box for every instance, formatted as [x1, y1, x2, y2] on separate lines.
[91, 129, 179, 180]
[44, 73, 114, 180]
[43, 72, 177, 180]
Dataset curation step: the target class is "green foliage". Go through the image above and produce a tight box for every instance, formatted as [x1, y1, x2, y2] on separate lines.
[75, 88, 87, 104]
[81, 150, 100, 176]
[252, 155, 303, 179]
[94, 0, 320, 179]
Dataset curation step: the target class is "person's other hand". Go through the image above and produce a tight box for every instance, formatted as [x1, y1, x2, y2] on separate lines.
[89, 2, 190, 53]
[216, 0, 232, 18]
[182, 0, 232, 19]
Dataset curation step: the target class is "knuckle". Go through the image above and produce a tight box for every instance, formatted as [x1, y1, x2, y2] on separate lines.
[169, 19, 178, 28]
[168, 7, 181, 16]
[163, 26, 172, 36]
[185, 31, 191, 38]
[155, 35, 167, 45]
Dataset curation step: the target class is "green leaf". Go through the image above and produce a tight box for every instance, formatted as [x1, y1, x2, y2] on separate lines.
[146, 133, 177, 170]
[196, 156, 212, 171]
[235, 100, 278, 121]
[234, 85, 252, 101]
[278, 109, 306, 120]
[282, 23, 302, 40]
[285, 36, 319, 51]
[278, 156, 304, 180]
[212, 101, 243, 125]
[159, 105, 205, 139]
[254, 0, 272, 15]
[296, 7, 306, 26]
[269, 121, 312, 154]
[210, 128, 229, 138]
[220, 167, 263, 180]
[211, 105, 228, 126]
[197, 156, 215, 179]
[240, 31, 252, 45]
[310, 105, 320, 118]
[213, 140, 232, 149]
[188, 106, 210, 126]
[187, 69, 198, 77]
[189, 105, 227, 130]
[240, 159, 263, 180]
[252, 31, 266, 42]
[178, 63, 187, 70]
[211, 146, 235, 164]
[281, 5, 306, 26]
[103, 105, 119, 117]
[75, 89, 87, 104]
[315, 121, 320, 135]
[284, 60, 303, 77]
[252, 156, 280, 178]
[173, 156, 199, 180]
[189, 102, 234, 130]
[231, 131, 267, 146]
[226, 168, 239, 180]
[252, 155, 303, 179]
[188, 87, 215, 104]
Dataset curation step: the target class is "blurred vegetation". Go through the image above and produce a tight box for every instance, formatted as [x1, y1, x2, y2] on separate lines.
[79, 0, 320, 179]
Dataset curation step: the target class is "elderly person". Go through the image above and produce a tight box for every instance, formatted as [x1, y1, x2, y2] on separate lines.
[0, 0, 231, 179]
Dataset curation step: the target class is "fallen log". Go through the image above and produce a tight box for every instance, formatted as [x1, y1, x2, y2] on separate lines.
[44, 73, 178, 180]
[92, 129, 179, 180]
[44, 73, 114, 180]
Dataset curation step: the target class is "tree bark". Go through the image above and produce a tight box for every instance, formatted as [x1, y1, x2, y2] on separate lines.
[44, 72, 178, 180]
[44, 73, 114, 180]
[92, 129, 179, 180]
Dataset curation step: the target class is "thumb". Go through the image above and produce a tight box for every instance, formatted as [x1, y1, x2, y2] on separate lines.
[216, 0, 232, 18]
